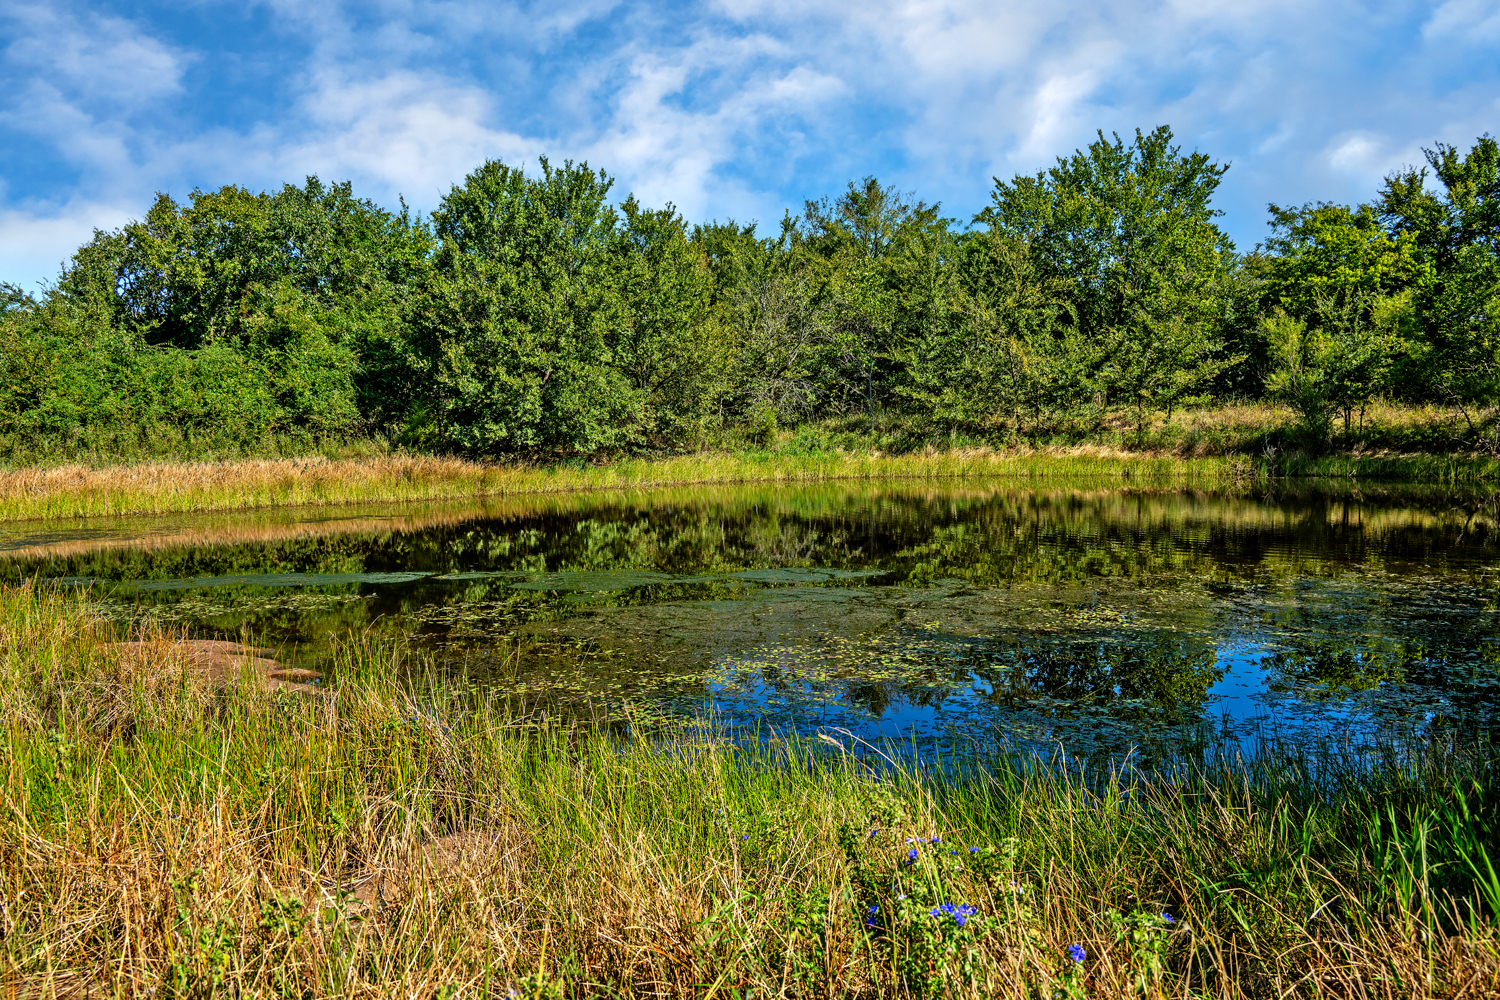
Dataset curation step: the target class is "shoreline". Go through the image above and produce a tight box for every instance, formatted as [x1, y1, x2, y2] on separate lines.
[4, 446, 1499, 523]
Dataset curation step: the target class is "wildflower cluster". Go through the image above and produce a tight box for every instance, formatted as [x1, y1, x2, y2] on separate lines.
[839, 825, 1006, 997]
[1055, 942, 1089, 1000]
[929, 902, 979, 927]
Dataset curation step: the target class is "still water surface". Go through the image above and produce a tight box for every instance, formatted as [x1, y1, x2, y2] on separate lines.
[5, 480, 1498, 756]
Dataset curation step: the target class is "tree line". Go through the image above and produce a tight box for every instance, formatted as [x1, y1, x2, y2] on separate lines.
[2, 125, 1497, 461]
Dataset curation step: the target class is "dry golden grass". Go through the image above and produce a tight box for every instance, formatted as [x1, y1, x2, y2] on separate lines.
[9, 399, 1500, 523]
[111, 637, 321, 692]
[11, 400, 1500, 522]
[0, 449, 1243, 522]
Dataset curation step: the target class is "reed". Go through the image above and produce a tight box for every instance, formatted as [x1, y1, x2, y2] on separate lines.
[2, 581, 1497, 998]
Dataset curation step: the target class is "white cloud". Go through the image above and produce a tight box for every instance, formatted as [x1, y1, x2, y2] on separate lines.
[1014, 66, 1110, 165]
[2, 3, 186, 108]
[556, 27, 848, 225]
[284, 70, 537, 200]
[1325, 132, 1391, 177]
[0, 199, 134, 289]
[1, 0, 1498, 285]
[1424, 0, 1500, 42]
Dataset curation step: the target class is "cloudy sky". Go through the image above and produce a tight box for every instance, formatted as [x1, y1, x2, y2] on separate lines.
[1, 0, 1497, 289]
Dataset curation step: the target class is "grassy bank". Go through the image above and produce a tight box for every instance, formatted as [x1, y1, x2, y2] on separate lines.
[9, 402, 1500, 523]
[789, 402, 1495, 459]
[3, 582, 1498, 997]
[0, 449, 1250, 522]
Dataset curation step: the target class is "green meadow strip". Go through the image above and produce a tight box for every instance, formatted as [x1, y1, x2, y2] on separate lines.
[1275, 451, 1500, 482]
[0, 450, 1249, 522]
[7, 445, 1500, 524]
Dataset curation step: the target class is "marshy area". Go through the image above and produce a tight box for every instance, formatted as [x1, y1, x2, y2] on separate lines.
[3, 478, 1500, 997]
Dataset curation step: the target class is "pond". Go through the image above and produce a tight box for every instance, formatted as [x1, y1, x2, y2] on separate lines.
[5, 479, 1499, 759]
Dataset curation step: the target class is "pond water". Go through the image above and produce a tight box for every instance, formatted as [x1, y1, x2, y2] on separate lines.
[5, 480, 1499, 758]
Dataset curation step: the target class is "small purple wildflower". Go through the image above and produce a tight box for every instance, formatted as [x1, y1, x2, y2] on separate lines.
[905, 847, 920, 865]
[869, 828, 879, 838]
[1066, 943, 1086, 963]
[905, 837, 915, 844]
[968, 846, 980, 853]
[1162, 912, 1175, 924]
[865, 904, 879, 927]
[929, 836, 941, 844]
[929, 903, 978, 927]
[949, 849, 958, 855]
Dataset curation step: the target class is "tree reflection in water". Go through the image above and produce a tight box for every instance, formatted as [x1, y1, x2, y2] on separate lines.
[5, 480, 1499, 755]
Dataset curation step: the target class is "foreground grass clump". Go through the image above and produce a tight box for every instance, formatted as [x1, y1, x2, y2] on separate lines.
[3, 583, 1499, 998]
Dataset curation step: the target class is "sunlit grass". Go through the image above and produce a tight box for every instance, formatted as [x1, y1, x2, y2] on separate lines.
[783, 401, 1486, 458]
[8, 401, 1500, 523]
[3, 581, 1497, 997]
[0, 449, 1249, 522]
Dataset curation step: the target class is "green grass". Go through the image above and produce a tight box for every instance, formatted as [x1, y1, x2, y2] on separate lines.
[3, 582, 1498, 997]
[10, 401, 1500, 524]
[780, 401, 1486, 457]
[1273, 451, 1500, 481]
[0, 449, 1251, 523]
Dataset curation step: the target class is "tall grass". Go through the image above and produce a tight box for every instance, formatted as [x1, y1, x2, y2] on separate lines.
[0, 450, 1247, 523]
[2, 581, 1498, 997]
[789, 402, 1500, 462]
[11, 408, 1500, 524]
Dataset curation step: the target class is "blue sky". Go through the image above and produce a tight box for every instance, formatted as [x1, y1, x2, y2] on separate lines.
[2, 0, 1497, 289]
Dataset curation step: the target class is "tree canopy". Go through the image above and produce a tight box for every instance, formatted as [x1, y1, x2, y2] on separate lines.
[5, 129, 1500, 461]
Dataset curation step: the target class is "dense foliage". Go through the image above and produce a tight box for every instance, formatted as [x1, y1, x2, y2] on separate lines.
[4, 127, 1498, 462]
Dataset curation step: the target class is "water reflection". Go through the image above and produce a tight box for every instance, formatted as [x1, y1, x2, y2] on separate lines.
[4, 480, 1498, 753]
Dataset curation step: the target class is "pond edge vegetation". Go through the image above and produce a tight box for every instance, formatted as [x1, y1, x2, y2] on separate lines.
[3, 582, 1498, 997]
[6, 442, 1500, 522]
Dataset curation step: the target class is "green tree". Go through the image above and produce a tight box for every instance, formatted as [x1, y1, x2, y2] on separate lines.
[1257, 202, 1427, 312]
[1262, 290, 1407, 443]
[896, 232, 1091, 437]
[1245, 201, 1424, 406]
[611, 198, 726, 445]
[410, 158, 634, 454]
[799, 178, 952, 427]
[50, 177, 431, 440]
[718, 233, 830, 430]
[59, 178, 430, 351]
[978, 126, 1240, 439]
[410, 159, 722, 456]
[1379, 135, 1500, 435]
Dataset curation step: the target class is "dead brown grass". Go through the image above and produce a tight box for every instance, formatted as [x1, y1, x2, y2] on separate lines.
[111, 638, 321, 693]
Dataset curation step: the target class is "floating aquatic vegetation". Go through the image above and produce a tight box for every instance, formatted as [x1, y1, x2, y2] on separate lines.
[11, 482, 1500, 756]
[125, 571, 434, 591]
